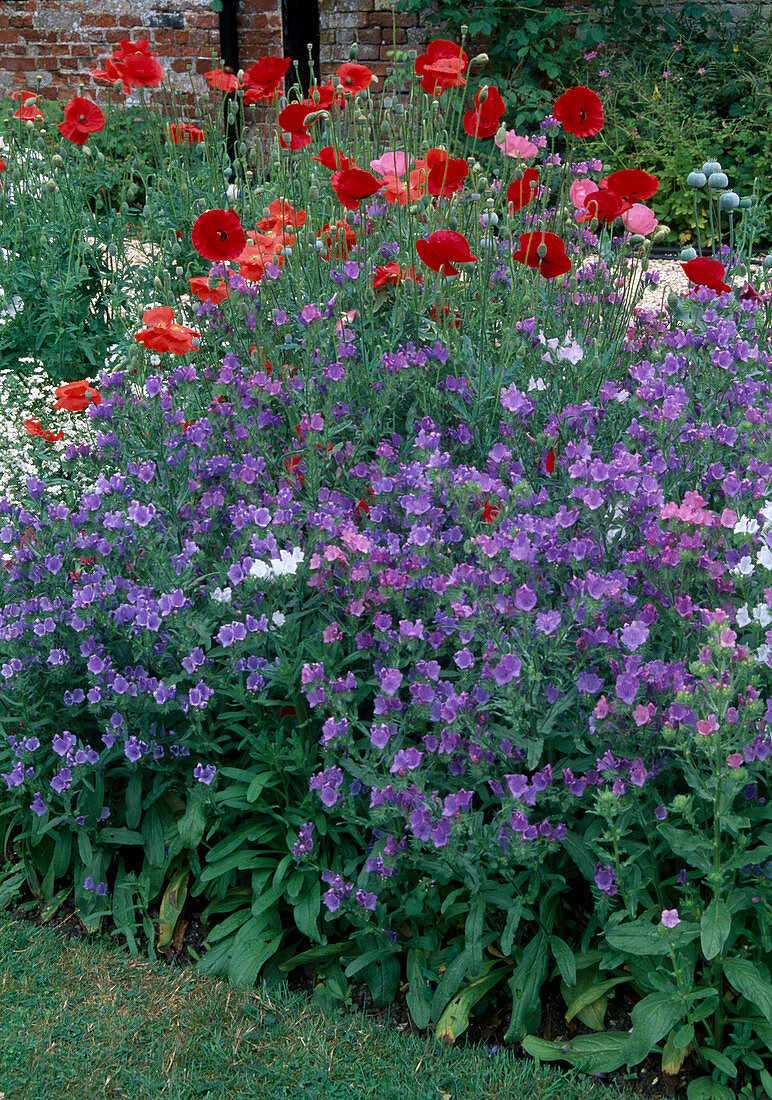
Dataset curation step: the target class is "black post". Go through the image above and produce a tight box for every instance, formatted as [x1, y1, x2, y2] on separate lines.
[282, 0, 320, 98]
[219, 0, 241, 163]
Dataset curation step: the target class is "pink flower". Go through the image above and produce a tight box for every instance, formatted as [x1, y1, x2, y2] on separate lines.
[569, 178, 598, 211]
[494, 129, 538, 159]
[696, 714, 719, 737]
[370, 150, 408, 177]
[726, 753, 744, 768]
[661, 909, 681, 929]
[719, 628, 737, 649]
[621, 203, 658, 235]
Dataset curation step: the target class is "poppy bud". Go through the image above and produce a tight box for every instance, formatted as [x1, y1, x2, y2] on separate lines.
[589, 217, 599, 232]
[568, 276, 578, 293]
[303, 110, 328, 125]
[307, 186, 320, 203]
[667, 291, 679, 310]
[739, 197, 753, 209]
[764, 255, 772, 270]
[349, 42, 358, 59]
[52, 154, 63, 167]
[471, 53, 489, 66]
[652, 224, 670, 242]
[154, 276, 163, 290]
[82, 145, 91, 156]
[45, 179, 56, 192]
[447, 217, 459, 229]
[478, 176, 488, 189]
[629, 233, 645, 246]
[477, 85, 489, 103]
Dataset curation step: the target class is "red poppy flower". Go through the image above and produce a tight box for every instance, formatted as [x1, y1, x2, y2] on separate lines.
[24, 419, 63, 443]
[242, 56, 290, 104]
[318, 220, 358, 261]
[257, 199, 307, 231]
[331, 166, 383, 209]
[425, 149, 469, 197]
[191, 208, 246, 261]
[0, 159, 5, 172]
[11, 89, 37, 102]
[507, 168, 540, 213]
[57, 97, 105, 145]
[512, 231, 571, 279]
[372, 262, 419, 289]
[167, 122, 205, 144]
[204, 68, 241, 93]
[545, 449, 556, 475]
[415, 39, 468, 95]
[416, 230, 478, 276]
[482, 498, 500, 523]
[578, 188, 628, 225]
[604, 169, 658, 204]
[12, 98, 43, 122]
[235, 239, 285, 282]
[113, 39, 165, 91]
[134, 306, 200, 355]
[553, 85, 604, 137]
[336, 62, 374, 94]
[277, 102, 316, 150]
[304, 82, 340, 111]
[463, 86, 506, 140]
[681, 257, 731, 294]
[189, 276, 229, 304]
[53, 380, 102, 412]
[313, 146, 354, 171]
[284, 454, 305, 485]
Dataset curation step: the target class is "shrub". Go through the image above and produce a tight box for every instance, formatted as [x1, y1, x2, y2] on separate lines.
[1, 32, 772, 1095]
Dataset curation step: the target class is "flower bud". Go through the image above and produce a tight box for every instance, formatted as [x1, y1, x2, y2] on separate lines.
[739, 196, 753, 209]
[764, 255, 772, 270]
[154, 276, 164, 290]
[51, 154, 63, 168]
[679, 246, 697, 262]
[651, 224, 670, 243]
[45, 178, 56, 192]
[686, 171, 706, 188]
[667, 291, 679, 310]
[470, 53, 489, 67]
[701, 160, 721, 174]
[719, 191, 739, 211]
[629, 233, 645, 246]
[307, 186, 319, 204]
[708, 172, 728, 190]
[477, 85, 489, 103]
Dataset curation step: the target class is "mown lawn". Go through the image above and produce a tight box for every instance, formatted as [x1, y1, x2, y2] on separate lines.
[0, 915, 631, 1100]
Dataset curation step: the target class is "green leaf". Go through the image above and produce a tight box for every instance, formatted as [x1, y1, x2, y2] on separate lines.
[431, 949, 471, 1023]
[99, 827, 145, 845]
[700, 898, 731, 960]
[523, 1032, 628, 1074]
[279, 942, 349, 972]
[687, 1077, 735, 1100]
[177, 796, 207, 850]
[501, 898, 523, 957]
[623, 991, 685, 1067]
[125, 773, 142, 830]
[0, 869, 25, 910]
[206, 906, 252, 944]
[724, 957, 772, 1022]
[435, 966, 505, 1044]
[227, 918, 283, 987]
[198, 851, 267, 884]
[406, 949, 432, 1030]
[141, 806, 166, 869]
[696, 1045, 738, 1078]
[361, 953, 401, 1010]
[550, 935, 576, 987]
[564, 977, 627, 1025]
[505, 932, 548, 1043]
[156, 869, 189, 949]
[293, 877, 321, 943]
[466, 895, 485, 976]
[606, 917, 698, 956]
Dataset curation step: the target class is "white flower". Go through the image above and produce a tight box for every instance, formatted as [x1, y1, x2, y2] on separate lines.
[760, 501, 772, 527]
[250, 560, 271, 580]
[527, 375, 546, 392]
[270, 547, 305, 576]
[731, 556, 755, 577]
[211, 586, 232, 604]
[753, 604, 772, 627]
[757, 546, 772, 571]
[734, 515, 760, 536]
[271, 611, 286, 627]
[736, 605, 751, 627]
[754, 644, 772, 664]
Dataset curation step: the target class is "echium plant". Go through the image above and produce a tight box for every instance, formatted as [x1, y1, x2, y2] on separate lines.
[2, 28, 772, 1096]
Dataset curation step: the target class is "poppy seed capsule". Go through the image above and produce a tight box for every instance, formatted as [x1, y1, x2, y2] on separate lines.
[701, 160, 721, 174]
[739, 197, 752, 209]
[686, 171, 706, 188]
[537, 243, 548, 258]
[679, 247, 697, 262]
[764, 255, 772, 269]
[708, 172, 728, 190]
[719, 191, 739, 210]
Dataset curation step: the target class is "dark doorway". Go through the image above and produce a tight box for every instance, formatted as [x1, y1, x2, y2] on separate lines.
[282, 0, 320, 97]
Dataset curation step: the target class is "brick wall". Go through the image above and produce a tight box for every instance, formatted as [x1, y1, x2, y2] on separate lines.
[0, 0, 421, 103]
